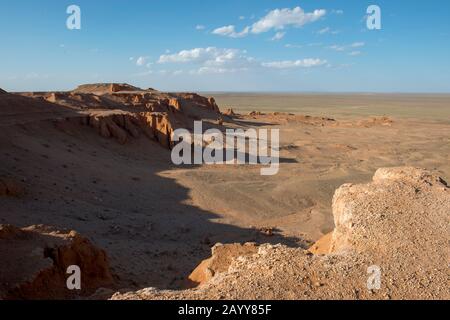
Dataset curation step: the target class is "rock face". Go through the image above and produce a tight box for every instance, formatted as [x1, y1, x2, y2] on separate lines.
[0, 225, 113, 300]
[0, 88, 6, 94]
[112, 167, 450, 300]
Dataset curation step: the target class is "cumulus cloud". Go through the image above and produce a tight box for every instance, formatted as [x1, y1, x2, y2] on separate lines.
[212, 6, 325, 38]
[251, 7, 326, 34]
[157, 47, 257, 75]
[212, 25, 250, 38]
[262, 58, 327, 69]
[158, 47, 251, 65]
[155, 46, 328, 75]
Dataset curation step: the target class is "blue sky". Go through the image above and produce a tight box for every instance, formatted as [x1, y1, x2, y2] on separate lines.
[0, 0, 449, 92]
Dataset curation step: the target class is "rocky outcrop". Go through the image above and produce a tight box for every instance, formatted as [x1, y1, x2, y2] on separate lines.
[0, 88, 7, 94]
[0, 225, 113, 300]
[329, 167, 449, 254]
[55, 111, 178, 149]
[112, 167, 450, 300]
[188, 243, 259, 286]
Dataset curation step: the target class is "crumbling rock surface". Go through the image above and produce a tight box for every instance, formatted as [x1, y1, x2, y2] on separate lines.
[0, 225, 113, 300]
[112, 167, 449, 300]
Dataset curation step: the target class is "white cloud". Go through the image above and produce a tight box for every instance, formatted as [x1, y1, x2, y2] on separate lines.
[157, 47, 257, 75]
[136, 56, 149, 66]
[158, 47, 249, 65]
[251, 7, 326, 34]
[212, 6, 325, 38]
[262, 58, 327, 69]
[349, 51, 361, 56]
[271, 31, 286, 41]
[195, 25, 205, 30]
[332, 9, 344, 15]
[212, 25, 249, 38]
[329, 42, 365, 52]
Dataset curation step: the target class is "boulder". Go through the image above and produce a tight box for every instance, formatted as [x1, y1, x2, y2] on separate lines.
[188, 243, 259, 286]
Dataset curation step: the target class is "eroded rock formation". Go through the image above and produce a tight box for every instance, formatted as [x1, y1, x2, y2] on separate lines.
[19, 83, 223, 150]
[0, 225, 113, 300]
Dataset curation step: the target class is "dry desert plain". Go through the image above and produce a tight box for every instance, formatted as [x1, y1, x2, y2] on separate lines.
[0, 86, 449, 299]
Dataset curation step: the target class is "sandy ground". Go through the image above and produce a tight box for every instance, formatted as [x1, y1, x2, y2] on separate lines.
[1, 92, 449, 294]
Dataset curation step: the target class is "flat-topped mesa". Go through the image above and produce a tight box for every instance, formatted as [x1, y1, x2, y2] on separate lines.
[72, 83, 142, 95]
